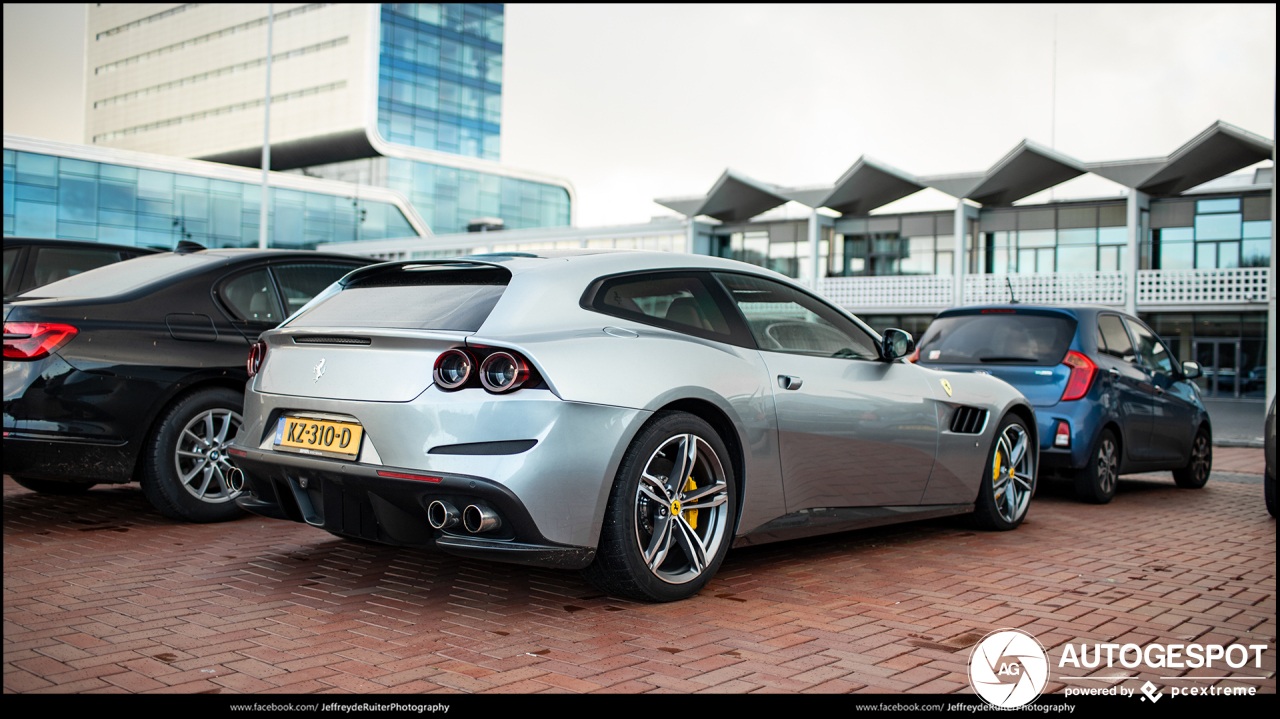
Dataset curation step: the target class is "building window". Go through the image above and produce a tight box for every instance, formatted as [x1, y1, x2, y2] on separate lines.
[3, 151, 416, 248]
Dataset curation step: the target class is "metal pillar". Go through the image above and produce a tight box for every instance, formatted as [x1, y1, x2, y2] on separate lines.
[953, 200, 966, 306]
[686, 216, 695, 255]
[1124, 188, 1148, 316]
[258, 4, 274, 249]
[808, 209, 820, 290]
[1267, 139, 1276, 407]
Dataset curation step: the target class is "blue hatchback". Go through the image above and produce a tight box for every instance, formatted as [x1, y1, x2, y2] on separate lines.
[911, 305, 1212, 503]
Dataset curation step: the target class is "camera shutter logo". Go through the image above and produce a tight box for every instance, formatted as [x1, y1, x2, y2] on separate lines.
[968, 628, 1049, 708]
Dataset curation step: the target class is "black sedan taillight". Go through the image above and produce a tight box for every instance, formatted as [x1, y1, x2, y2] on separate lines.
[247, 341, 267, 378]
[3, 322, 79, 360]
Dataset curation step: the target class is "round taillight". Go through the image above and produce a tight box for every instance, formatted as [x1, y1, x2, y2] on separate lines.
[434, 349, 475, 390]
[479, 351, 529, 393]
[246, 341, 266, 378]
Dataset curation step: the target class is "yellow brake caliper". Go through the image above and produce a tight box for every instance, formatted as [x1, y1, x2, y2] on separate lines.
[683, 476, 698, 529]
[993, 453, 1003, 499]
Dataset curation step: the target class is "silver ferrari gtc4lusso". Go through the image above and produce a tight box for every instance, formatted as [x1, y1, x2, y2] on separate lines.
[230, 251, 1038, 601]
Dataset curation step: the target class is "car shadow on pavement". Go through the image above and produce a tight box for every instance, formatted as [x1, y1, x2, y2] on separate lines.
[2, 483, 199, 535]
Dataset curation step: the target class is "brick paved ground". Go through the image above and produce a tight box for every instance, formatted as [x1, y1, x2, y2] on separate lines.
[4, 450, 1274, 695]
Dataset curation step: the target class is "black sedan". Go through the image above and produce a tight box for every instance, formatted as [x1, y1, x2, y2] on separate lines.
[4, 237, 158, 302]
[3, 246, 370, 522]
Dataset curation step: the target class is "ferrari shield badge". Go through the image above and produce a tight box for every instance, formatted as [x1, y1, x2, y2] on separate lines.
[940, 379, 953, 397]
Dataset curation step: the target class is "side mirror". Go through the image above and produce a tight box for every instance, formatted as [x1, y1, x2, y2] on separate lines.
[881, 328, 915, 362]
[1181, 361, 1203, 379]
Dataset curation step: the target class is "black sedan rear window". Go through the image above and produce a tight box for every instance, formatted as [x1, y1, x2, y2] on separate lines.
[915, 312, 1077, 366]
[287, 265, 509, 332]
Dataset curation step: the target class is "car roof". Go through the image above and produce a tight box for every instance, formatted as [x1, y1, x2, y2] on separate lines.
[3, 236, 160, 254]
[390, 249, 800, 283]
[934, 304, 1127, 320]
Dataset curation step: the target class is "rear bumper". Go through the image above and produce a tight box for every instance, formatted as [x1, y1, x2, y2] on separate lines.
[232, 446, 595, 569]
[2, 432, 135, 483]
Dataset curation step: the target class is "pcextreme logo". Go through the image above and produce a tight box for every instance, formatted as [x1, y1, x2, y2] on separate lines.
[968, 628, 1050, 708]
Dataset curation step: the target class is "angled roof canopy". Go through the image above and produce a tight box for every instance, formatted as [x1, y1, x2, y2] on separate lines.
[962, 140, 1088, 206]
[818, 156, 925, 215]
[653, 120, 1271, 221]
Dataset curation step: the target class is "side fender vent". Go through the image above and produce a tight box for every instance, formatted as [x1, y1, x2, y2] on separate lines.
[950, 406, 989, 434]
[293, 336, 372, 345]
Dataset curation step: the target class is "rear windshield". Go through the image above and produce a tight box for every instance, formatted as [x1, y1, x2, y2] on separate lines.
[18, 252, 217, 299]
[915, 312, 1077, 366]
[286, 265, 509, 332]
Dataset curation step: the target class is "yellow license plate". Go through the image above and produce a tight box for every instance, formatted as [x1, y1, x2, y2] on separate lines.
[275, 416, 363, 458]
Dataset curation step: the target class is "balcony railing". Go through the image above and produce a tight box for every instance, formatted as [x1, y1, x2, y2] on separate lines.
[819, 268, 1270, 311]
[964, 272, 1128, 306]
[820, 275, 953, 308]
[1137, 267, 1270, 305]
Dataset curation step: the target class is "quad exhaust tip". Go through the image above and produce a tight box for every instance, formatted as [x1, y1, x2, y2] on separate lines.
[427, 500, 460, 530]
[462, 504, 501, 534]
[227, 467, 246, 493]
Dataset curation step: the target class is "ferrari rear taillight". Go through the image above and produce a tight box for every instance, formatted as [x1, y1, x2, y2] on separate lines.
[246, 341, 267, 378]
[1060, 351, 1097, 402]
[479, 351, 530, 393]
[433, 348, 475, 390]
[3, 322, 79, 360]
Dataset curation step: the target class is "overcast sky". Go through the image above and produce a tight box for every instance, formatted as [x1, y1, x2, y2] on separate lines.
[5, 3, 1276, 226]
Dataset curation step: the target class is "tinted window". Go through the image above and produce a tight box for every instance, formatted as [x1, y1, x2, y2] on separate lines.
[288, 265, 508, 331]
[916, 312, 1077, 366]
[1097, 314, 1136, 362]
[32, 247, 125, 288]
[592, 273, 731, 336]
[19, 252, 221, 298]
[222, 268, 284, 325]
[3, 247, 19, 291]
[714, 272, 878, 360]
[273, 262, 360, 315]
[1124, 318, 1174, 374]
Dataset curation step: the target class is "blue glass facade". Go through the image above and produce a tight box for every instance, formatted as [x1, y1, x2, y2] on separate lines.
[373, 4, 571, 235]
[378, 4, 503, 160]
[3, 149, 416, 249]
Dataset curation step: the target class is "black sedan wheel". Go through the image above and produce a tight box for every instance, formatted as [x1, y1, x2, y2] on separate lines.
[1075, 428, 1119, 504]
[141, 387, 246, 523]
[1172, 427, 1212, 489]
[970, 414, 1035, 530]
[584, 412, 736, 602]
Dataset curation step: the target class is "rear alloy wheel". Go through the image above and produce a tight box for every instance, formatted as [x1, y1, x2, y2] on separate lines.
[583, 412, 736, 602]
[141, 387, 246, 523]
[1172, 427, 1212, 489]
[970, 415, 1035, 531]
[10, 476, 96, 495]
[1075, 429, 1119, 504]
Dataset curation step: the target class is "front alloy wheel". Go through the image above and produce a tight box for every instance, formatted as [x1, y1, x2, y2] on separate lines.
[1173, 428, 1212, 489]
[1075, 429, 1119, 504]
[971, 414, 1035, 530]
[583, 412, 737, 602]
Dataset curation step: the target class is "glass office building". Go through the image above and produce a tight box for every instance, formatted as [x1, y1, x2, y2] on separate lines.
[369, 4, 570, 235]
[3, 140, 423, 250]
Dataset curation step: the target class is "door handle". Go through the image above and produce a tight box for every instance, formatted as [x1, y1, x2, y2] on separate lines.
[1108, 368, 1121, 377]
[1154, 386, 1165, 395]
[778, 375, 803, 391]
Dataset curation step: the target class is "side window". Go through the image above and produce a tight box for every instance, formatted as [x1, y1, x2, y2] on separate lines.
[220, 268, 284, 325]
[1097, 314, 1136, 362]
[272, 263, 359, 316]
[32, 247, 124, 287]
[591, 273, 734, 337]
[3, 247, 20, 293]
[714, 272, 878, 360]
[1124, 318, 1174, 375]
